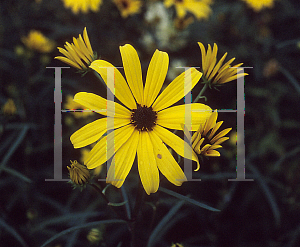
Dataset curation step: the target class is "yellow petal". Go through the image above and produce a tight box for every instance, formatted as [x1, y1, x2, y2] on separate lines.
[210, 128, 232, 144]
[144, 49, 169, 107]
[90, 60, 136, 110]
[74, 92, 131, 118]
[156, 103, 212, 131]
[153, 125, 199, 167]
[83, 27, 93, 56]
[107, 130, 139, 188]
[148, 131, 187, 186]
[85, 124, 135, 169]
[213, 136, 230, 145]
[198, 42, 206, 73]
[137, 131, 159, 195]
[55, 56, 82, 70]
[70, 118, 130, 149]
[205, 150, 220, 156]
[206, 43, 218, 78]
[208, 121, 223, 139]
[203, 110, 217, 136]
[119, 44, 144, 104]
[194, 137, 204, 153]
[152, 68, 202, 111]
[208, 52, 227, 80]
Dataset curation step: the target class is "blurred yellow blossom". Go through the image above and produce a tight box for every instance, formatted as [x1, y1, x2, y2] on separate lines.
[22, 30, 55, 53]
[164, 0, 212, 20]
[113, 0, 142, 18]
[2, 99, 17, 115]
[242, 0, 275, 12]
[62, 0, 102, 14]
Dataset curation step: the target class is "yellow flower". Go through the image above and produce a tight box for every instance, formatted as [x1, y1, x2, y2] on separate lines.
[174, 16, 195, 30]
[22, 30, 55, 53]
[241, 0, 275, 12]
[2, 99, 17, 115]
[198, 42, 248, 86]
[67, 160, 90, 186]
[55, 27, 96, 72]
[192, 111, 231, 160]
[87, 228, 103, 244]
[164, 0, 212, 20]
[64, 95, 94, 118]
[70, 44, 212, 195]
[113, 0, 142, 18]
[171, 244, 184, 247]
[62, 0, 102, 14]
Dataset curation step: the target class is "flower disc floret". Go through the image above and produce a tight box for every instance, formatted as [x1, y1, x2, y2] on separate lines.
[131, 104, 157, 131]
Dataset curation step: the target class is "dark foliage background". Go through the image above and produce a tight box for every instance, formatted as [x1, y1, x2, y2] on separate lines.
[1, 0, 300, 246]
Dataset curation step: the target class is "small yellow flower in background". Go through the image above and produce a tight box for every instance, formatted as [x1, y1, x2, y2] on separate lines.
[22, 30, 55, 53]
[2, 99, 17, 115]
[174, 16, 195, 30]
[62, 0, 102, 14]
[87, 228, 103, 245]
[68, 160, 91, 186]
[241, 0, 275, 12]
[55, 27, 96, 73]
[198, 42, 248, 86]
[171, 244, 184, 247]
[192, 111, 231, 161]
[113, 0, 142, 18]
[164, 0, 212, 21]
[70, 44, 212, 195]
[64, 95, 94, 118]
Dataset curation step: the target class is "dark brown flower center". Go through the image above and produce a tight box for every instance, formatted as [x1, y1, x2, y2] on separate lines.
[121, 0, 129, 9]
[130, 104, 157, 131]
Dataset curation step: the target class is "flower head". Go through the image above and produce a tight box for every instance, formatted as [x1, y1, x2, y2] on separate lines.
[22, 30, 55, 53]
[70, 44, 212, 195]
[241, 0, 275, 12]
[113, 0, 142, 18]
[87, 228, 103, 245]
[164, 0, 212, 20]
[192, 111, 231, 161]
[2, 99, 17, 115]
[62, 0, 102, 14]
[67, 160, 91, 187]
[198, 42, 248, 86]
[55, 27, 96, 73]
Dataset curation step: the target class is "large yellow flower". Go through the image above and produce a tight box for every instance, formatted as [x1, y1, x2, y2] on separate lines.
[62, 0, 102, 14]
[198, 42, 248, 85]
[70, 44, 212, 195]
[55, 27, 96, 72]
[241, 0, 275, 12]
[164, 0, 212, 20]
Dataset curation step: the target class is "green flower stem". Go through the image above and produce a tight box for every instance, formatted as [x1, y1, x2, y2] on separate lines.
[193, 83, 208, 103]
[89, 183, 124, 220]
[129, 180, 146, 247]
[93, 70, 107, 88]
